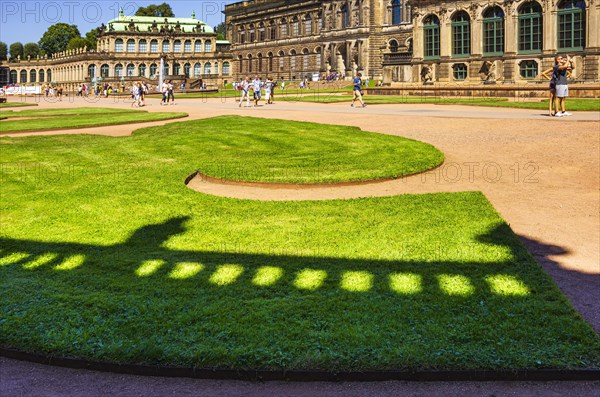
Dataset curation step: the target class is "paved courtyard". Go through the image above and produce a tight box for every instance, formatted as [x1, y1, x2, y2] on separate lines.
[1, 95, 599, 396]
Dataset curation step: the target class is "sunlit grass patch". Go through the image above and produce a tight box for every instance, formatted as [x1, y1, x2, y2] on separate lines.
[252, 266, 284, 286]
[340, 270, 373, 292]
[294, 269, 327, 290]
[209, 264, 244, 285]
[169, 262, 205, 279]
[135, 259, 165, 277]
[389, 272, 422, 294]
[486, 274, 530, 296]
[437, 274, 475, 296]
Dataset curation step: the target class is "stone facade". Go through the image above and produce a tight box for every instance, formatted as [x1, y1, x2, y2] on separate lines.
[1, 9, 233, 91]
[224, 0, 413, 82]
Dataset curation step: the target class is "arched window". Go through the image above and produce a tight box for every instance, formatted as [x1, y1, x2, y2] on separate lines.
[10, 70, 17, 84]
[315, 47, 322, 69]
[305, 14, 312, 35]
[389, 39, 399, 53]
[39, 68, 45, 82]
[424, 15, 440, 59]
[223, 62, 231, 75]
[518, 2, 542, 53]
[46, 69, 51, 82]
[249, 24, 256, 42]
[173, 40, 181, 52]
[278, 51, 284, 70]
[303, 48, 309, 70]
[126, 63, 135, 76]
[269, 20, 277, 40]
[452, 63, 468, 80]
[139, 64, 146, 77]
[290, 49, 297, 69]
[127, 39, 135, 52]
[292, 17, 300, 36]
[162, 40, 170, 53]
[342, 4, 350, 28]
[452, 11, 471, 57]
[101, 64, 109, 78]
[184, 63, 191, 78]
[519, 60, 538, 78]
[392, 0, 402, 25]
[204, 62, 212, 75]
[30, 69, 36, 82]
[184, 40, 192, 52]
[558, 0, 585, 51]
[139, 39, 147, 53]
[259, 22, 266, 41]
[280, 18, 288, 37]
[239, 26, 245, 44]
[483, 6, 504, 56]
[163, 63, 169, 76]
[194, 40, 202, 52]
[258, 53, 263, 72]
[150, 39, 158, 53]
[173, 63, 180, 75]
[115, 39, 123, 53]
[194, 63, 201, 77]
[214, 63, 219, 75]
[88, 64, 96, 78]
[115, 64, 123, 77]
[248, 54, 253, 73]
[268, 52, 274, 71]
[149, 63, 157, 78]
[205, 41, 212, 52]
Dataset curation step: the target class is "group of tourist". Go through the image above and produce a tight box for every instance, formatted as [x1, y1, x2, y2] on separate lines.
[237, 75, 278, 107]
[160, 80, 175, 105]
[542, 54, 574, 117]
[131, 82, 148, 107]
[41, 84, 63, 100]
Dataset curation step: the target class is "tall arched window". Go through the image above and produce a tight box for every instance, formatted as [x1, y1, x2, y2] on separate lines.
[138, 64, 146, 77]
[101, 64, 109, 78]
[214, 63, 219, 75]
[269, 21, 277, 40]
[424, 15, 440, 59]
[392, 0, 402, 25]
[239, 26, 245, 44]
[184, 40, 192, 53]
[88, 64, 96, 78]
[290, 49, 297, 69]
[302, 48, 309, 70]
[127, 39, 135, 52]
[30, 69, 36, 82]
[205, 41, 212, 52]
[173, 63, 180, 75]
[39, 69, 45, 82]
[268, 52, 274, 71]
[46, 69, 52, 82]
[558, 0, 585, 51]
[139, 39, 147, 53]
[483, 6, 504, 56]
[162, 40, 170, 53]
[163, 63, 169, 76]
[194, 40, 202, 52]
[248, 54, 253, 73]
[204, 62, 212, 75]
[184, 63, 191, 78]
[114, 64, 123, 77]
[259, 22, 266, 41]
[341, 4, 350, 28]
[249, 24, 256, 42]
[292, 17, 300, 36]
[115, 39, 123, 53]
[280, 18, 288, 37]
[126, 63, 135, 76]
[149, 63, 157, 78]
[278, 51, 284, 70]
[258, 53, 263, 72]
[452, 11, 471, 57]
[518, 2, 542, 53]
[305, 14, 312, 34]
[173, 40, 181, 52]
[389, 39, 399, 53]
[194, 63, 201, 77]
[223, 62, 230, 75]
[315, 47, 322, 69]
[20, 70, 27, 82]
[150, 40, 158, 53]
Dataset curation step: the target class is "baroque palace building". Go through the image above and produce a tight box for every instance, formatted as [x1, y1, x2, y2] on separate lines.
[2, 9, 233, 91]
[224, 0, 599, 84]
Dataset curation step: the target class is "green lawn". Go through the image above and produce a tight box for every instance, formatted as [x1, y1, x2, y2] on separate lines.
[1, 116, 598, 371]
[278, 93, 600, 111]
[0, 108, 188, 133]
[0, 102, 37, 108]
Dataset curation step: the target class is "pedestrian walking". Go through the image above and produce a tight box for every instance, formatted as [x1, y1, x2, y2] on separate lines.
[351, 72, 366, 108]
[239, 76, 251, 107]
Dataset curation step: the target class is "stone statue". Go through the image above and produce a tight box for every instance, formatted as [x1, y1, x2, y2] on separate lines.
[420, 64, 433, 83]
[352, 61, 358, 77]
[337, 53, 346, 76]
[326, 61, 331, 74]
[480, 60, 496, 82]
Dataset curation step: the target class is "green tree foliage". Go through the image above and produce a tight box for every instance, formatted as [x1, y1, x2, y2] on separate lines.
[38, 23, 80, 56]
[214, 22, 226, 40]
[0, 42, 7, 61]
[85, 28, 100, 50]
[23, 43, 41, 59]
[135, 3, 175, 17]
[66, 37, 89, 51]
[9, 42, 23, 60]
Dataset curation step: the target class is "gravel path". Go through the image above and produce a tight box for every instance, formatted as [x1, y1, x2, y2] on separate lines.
[1, 96, 598, 396]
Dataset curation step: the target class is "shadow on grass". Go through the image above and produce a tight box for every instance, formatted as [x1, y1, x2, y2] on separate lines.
[1, 217, 599, 370]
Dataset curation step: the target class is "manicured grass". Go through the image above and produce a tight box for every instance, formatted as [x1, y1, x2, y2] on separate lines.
[133, 116, 443, 183]
[1, 118, 598, 371]
[0, 102, 38, 108]
[0, 107, 188, 133]
[278, 93, 600, 111]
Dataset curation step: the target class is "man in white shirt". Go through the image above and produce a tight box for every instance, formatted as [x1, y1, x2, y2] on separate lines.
[251, 75, 263, 106]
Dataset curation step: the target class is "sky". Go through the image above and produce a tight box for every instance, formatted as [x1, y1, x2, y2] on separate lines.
[0, 0, 239, 47]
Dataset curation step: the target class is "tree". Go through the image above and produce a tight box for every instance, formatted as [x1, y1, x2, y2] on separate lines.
[38, 23, 80, 56]
[0, 42, 7, 61]
[214, 22, 226, 40]
[85, 28, 100, 50]
[135, 3, 174, 17]
[9, 42, 23, 60]
[23, 42, 41, 59]
[66, 37, 89, 51]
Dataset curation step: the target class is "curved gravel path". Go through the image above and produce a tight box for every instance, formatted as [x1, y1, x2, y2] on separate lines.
[1, 96, 599, 396]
